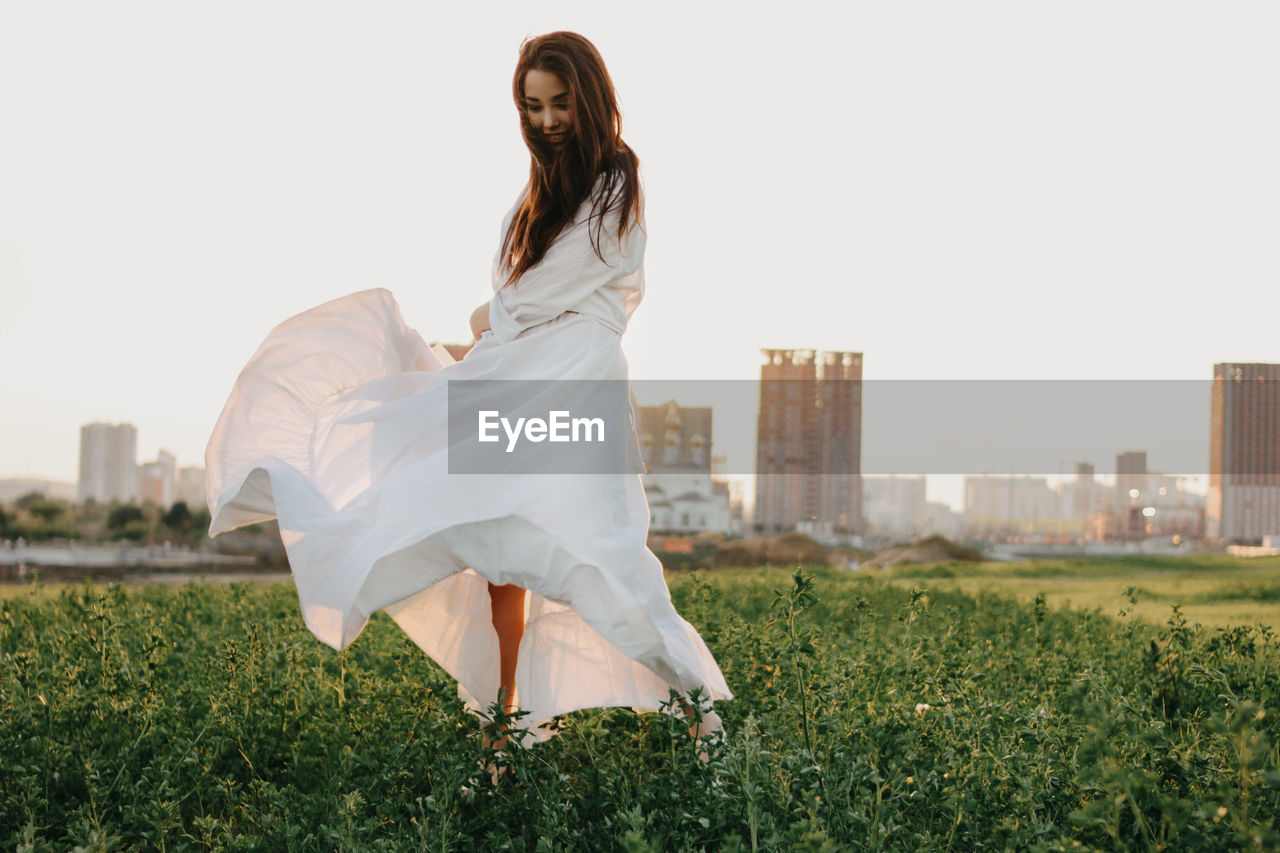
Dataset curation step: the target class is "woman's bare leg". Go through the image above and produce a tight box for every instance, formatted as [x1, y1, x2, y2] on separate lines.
[681, 698, 722, 764]
[485, 581, 527, 750]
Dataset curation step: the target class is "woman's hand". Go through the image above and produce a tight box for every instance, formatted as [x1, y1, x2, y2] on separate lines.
[470, 301, 492, 342]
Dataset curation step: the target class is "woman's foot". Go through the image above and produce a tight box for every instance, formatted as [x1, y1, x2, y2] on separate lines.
[478, 683, 520, 784]
[479, 722, 513, 784]
[681, 705, 723, 764]
[688, 709, 723, 739]
[476, 752, 510, 785]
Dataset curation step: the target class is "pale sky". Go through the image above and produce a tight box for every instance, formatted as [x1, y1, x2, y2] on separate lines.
[1, 2, 1275, 512]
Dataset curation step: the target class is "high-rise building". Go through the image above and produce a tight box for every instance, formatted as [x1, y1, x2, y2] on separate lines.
[138, 450, 177, 507]
[962, 475, 1061, 534]
[1063, 461, 1106, 521]
[754, 349, 862, 538]
[1115, 451, 1148, 504]
[862, 475, 927, 538]
[77, 422, 138, 503]
[1208, 362, 1280, 543]
[176, 466, 207, 509]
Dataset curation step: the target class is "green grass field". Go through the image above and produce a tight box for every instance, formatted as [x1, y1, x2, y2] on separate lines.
[1, 560, 1278, 851]
[878, 554, 1280, 631]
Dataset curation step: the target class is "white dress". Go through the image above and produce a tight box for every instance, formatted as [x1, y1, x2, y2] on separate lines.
[204, 180, 733, 744]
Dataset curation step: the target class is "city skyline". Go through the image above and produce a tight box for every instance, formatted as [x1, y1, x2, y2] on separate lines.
[5, 371, 1238, 520]
[0, 428, 1220, 547]
[2, 3, 1277, 512]
[10, 369, 1270, 518]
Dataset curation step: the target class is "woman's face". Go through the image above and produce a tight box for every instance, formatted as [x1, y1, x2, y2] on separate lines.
[523, 68, 572, 147]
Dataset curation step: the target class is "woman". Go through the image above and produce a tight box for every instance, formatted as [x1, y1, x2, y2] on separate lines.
[204, 31, 730, 781]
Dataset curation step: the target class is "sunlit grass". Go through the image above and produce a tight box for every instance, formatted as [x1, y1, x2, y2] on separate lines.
[876, 555, 1280, 630]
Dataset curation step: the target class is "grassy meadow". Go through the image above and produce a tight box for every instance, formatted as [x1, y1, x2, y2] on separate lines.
[880, 554, 1280, 630]
[1, 558, 1278, 851]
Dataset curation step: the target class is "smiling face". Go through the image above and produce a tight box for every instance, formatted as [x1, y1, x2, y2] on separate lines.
[523, 68, 573, 147]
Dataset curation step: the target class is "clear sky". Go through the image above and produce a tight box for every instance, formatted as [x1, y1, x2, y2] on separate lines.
[1, 2, 1276, 512]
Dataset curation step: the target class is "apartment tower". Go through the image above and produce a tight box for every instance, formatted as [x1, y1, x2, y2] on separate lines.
[77, 422, 139, 503]
[1208, 362, 1280, 543]
[754, 349, 863, 536]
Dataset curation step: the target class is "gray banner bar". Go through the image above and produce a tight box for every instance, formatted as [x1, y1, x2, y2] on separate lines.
[448, 379, 644, 474]
[446, 379, 1275, 476]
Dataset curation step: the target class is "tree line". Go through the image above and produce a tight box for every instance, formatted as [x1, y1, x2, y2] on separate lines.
[0, 492, 214, 546]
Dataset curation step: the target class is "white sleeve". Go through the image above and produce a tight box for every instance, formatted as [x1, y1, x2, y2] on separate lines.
[489, 201, 644, 342]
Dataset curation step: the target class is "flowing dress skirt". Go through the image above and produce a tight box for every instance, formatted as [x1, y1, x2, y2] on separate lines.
[204, 287, 733, 743]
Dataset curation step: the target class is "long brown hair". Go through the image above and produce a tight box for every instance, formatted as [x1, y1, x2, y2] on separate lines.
[500, 31, 642, 287]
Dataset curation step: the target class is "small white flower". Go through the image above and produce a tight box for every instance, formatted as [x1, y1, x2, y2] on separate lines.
[915, 703, 931, 714]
